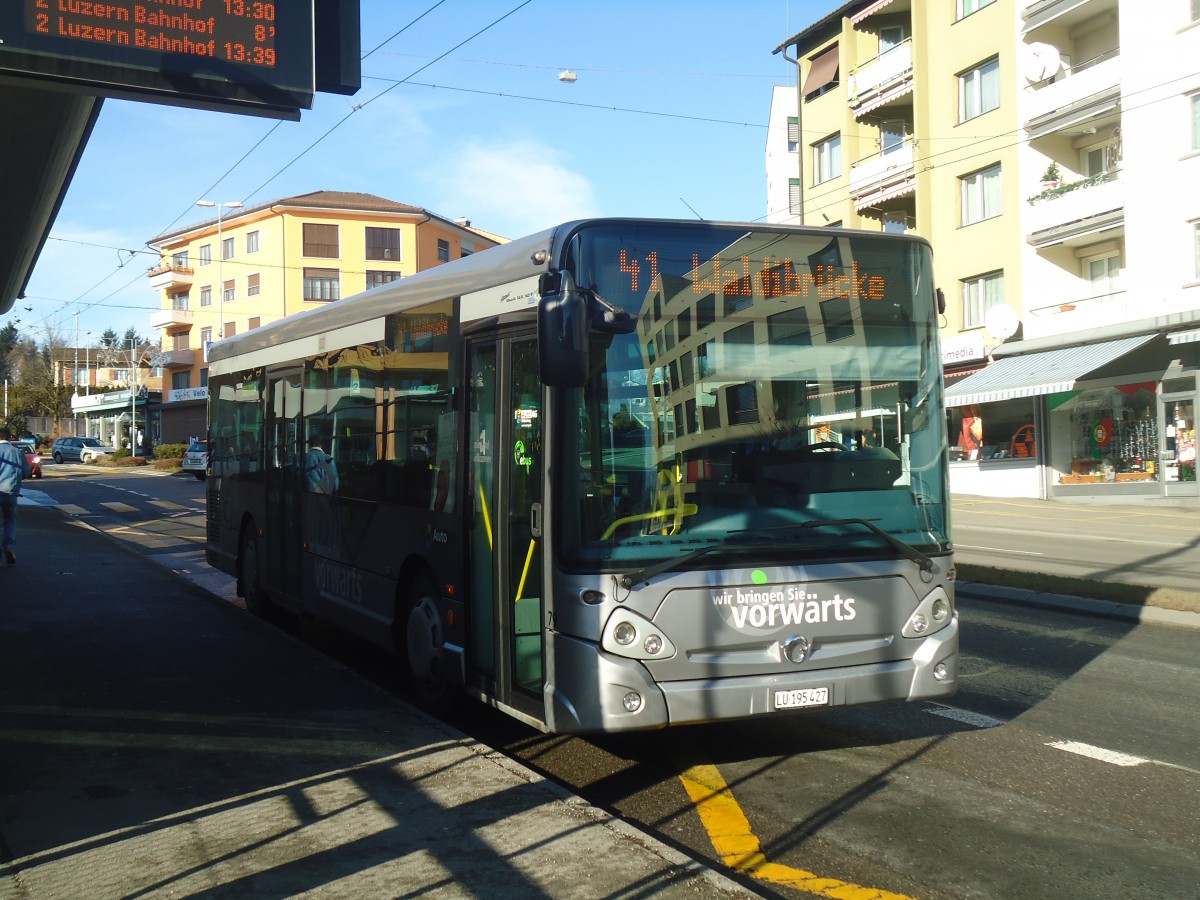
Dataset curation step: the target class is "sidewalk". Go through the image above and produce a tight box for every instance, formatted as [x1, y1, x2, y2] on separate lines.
[0, 505, 756, 899]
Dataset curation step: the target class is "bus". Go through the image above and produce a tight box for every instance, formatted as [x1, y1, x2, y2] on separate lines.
[205, 218, 958, 733]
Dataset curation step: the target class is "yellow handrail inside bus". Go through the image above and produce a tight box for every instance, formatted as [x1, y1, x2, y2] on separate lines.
[476, 462, 494, 550]
[516, 538, 536, 601]
[600, 503, 699, 540]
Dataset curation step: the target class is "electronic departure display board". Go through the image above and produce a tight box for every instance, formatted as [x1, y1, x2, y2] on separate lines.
[0, 1, 315, 118]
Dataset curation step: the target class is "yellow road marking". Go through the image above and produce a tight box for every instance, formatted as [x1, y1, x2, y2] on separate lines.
[679, 764, 917, 900]
[100, 502, 139, 513]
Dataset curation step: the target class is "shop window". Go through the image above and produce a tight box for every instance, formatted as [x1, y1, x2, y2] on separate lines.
[948, 398, 1035, 461]
[1166, 399, 1196, 482]
[1049, 384, 1159, 484]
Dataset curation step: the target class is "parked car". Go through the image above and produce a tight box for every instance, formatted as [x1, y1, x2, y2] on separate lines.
[181, 438, 208, 480]
[51, 436, 116, 464]
[10, 440, 42, 478]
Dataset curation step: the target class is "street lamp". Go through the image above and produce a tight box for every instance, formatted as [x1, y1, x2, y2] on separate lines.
[196, 200, 243, 340]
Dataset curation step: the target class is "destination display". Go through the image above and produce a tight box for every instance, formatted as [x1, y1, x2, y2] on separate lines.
[0, 1, 315, 117]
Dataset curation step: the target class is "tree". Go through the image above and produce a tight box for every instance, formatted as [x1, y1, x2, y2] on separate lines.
[122, 326, 145, 350]
[0, 322, 18, 383]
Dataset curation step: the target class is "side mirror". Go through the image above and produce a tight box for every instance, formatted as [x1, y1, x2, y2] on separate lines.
[537, 270, 589, 387]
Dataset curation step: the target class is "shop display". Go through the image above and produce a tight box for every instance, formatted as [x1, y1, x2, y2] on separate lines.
[1165, 401, 1196, 482]
[1056, 385, 1158, 485]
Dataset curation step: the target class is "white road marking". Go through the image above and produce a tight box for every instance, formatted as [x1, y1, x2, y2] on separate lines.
[925, 705, 1004, 728]
[1047, 740, 1148, 767]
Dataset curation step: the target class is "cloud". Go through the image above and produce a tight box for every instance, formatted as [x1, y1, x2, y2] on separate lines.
[427, 138, 599, 239]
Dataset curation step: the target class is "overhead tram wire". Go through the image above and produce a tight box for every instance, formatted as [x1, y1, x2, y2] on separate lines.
[240, 0, 537, 205]
[151, 0, 453, 239]
[763, 68, 1200, 225]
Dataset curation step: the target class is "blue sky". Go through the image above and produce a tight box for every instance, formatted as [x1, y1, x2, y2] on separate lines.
[14, 0, 826, 346]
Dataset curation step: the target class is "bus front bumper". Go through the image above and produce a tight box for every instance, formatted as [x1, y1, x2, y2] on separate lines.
[545, 615, 958, 734]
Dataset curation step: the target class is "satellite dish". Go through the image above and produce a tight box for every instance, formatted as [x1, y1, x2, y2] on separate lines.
[985, 305, 1019, 340]
[1023, 43, 1062, 83]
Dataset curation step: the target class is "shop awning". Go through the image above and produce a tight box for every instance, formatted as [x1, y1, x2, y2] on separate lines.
[944, 334, 1158, 407]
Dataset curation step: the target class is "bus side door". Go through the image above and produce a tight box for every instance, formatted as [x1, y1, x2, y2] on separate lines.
[466, 334, 544, 722]
[265, 370, 303, 608]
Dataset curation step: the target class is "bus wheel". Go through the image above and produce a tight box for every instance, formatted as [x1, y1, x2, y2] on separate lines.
[240, 528, 267, 614]
[404, 572, 454, 711]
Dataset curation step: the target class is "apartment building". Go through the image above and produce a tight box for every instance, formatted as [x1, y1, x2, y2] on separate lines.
[146, 191, 504, 442]
[770, 0, 1200, 503]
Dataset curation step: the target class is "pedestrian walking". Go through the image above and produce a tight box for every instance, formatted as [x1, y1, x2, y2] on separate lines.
[0, 431, 33, 566]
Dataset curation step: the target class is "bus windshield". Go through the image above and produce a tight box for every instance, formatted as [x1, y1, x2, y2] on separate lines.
[557, 222, 949, 569]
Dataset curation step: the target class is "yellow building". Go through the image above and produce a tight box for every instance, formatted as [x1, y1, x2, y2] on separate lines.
[772, 0, 1200, 504]
[770, 0, 1021, 350]
[146, 191, 504, 441]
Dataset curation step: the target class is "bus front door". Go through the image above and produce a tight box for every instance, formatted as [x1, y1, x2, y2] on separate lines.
[466, 335, 544, 722]
[265, 371, 303, 607]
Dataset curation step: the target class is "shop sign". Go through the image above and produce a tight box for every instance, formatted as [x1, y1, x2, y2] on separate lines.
[167, 386, 209, 404]
[942, 333, 985, 367]
[71, 388, 139, 410]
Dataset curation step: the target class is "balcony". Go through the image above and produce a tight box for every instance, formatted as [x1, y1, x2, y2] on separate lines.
[1023, 0, 1119, 35]
[149, 302, 194, 329]
[1024, 52, 1120, 138]
[849, 141, 916, 211]
[150, 348, 196, 369]
[1028, 289, 1130, 337]
[1026, 173, 1123, 248]
[847, 40, 913, 117]
[147, 263, 194, 292]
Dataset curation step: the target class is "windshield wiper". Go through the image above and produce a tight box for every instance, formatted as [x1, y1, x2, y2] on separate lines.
[620, 541, 770, 589]
[796, 518, 936, 573]
[620, 519, 936, 589]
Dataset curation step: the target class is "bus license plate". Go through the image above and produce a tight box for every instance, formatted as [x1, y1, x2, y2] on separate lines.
[774, 687, 830, 709]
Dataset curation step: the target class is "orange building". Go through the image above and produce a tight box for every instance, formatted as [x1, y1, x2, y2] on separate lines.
[146, 191, 504, 441]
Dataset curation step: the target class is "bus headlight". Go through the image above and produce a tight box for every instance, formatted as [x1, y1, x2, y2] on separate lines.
[602, 609, 677, 660]
[903, 587, 954, 639]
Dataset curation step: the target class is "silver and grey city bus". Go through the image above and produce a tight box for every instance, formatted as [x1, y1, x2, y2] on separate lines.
[205, 218, 958, 733]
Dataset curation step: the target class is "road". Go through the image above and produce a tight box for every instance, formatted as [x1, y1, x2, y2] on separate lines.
[29, 466, 1200, 899]
[952, 495, 1200, 594]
